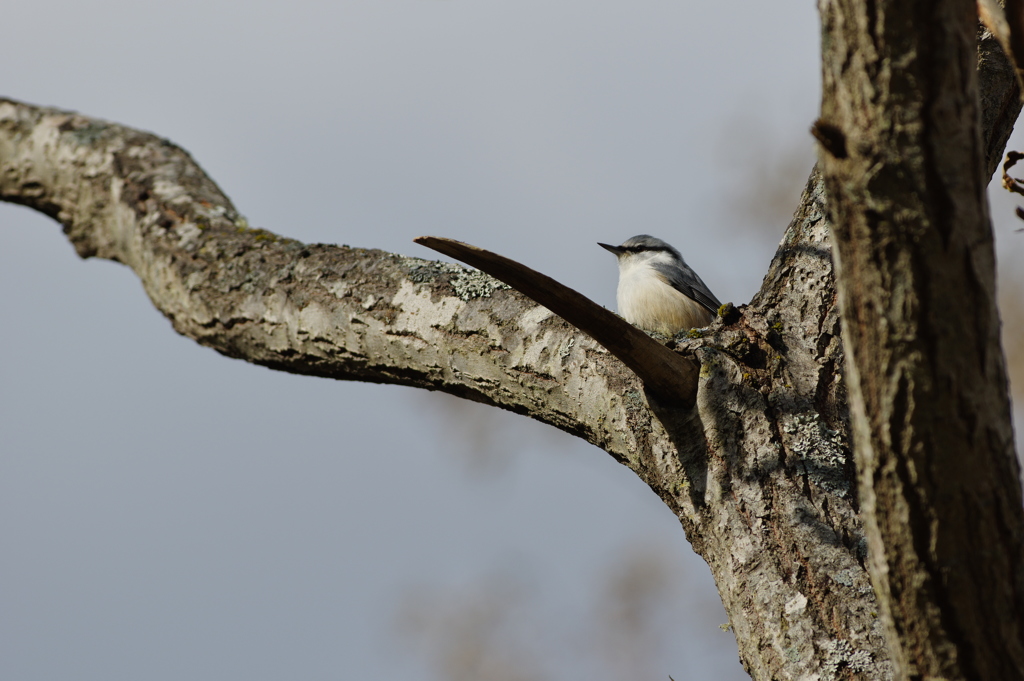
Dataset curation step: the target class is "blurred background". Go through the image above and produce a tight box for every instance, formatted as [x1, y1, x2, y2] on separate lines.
[2, 2, 1021, 679]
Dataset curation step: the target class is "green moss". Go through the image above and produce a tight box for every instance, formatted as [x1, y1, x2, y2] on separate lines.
[67, 122, 108, 145]
[716, 302, 741, 325]
[233, 223, 278, 243]
[727, 336, 750, 357]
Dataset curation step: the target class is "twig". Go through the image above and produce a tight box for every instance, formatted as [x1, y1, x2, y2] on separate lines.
[980, 0, 1024, 95]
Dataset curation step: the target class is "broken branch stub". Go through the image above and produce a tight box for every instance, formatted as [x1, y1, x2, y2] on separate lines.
[414, 236, 700, 406]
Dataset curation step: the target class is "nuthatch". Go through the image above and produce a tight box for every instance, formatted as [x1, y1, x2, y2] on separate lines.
[599, 235, 721, 336]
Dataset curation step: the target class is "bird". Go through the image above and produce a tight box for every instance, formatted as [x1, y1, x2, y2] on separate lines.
[598, 235, 721, 336]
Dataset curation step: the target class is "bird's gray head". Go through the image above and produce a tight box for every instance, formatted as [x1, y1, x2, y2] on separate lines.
[598, 234, 684, 269]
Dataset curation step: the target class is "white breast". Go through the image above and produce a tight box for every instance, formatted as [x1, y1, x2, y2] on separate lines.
[616, 263, 712, 335]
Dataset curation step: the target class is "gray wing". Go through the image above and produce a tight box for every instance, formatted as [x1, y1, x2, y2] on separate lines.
[652, 261, 722, 314]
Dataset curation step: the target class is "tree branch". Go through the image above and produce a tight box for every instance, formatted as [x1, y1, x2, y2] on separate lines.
[0, 97, 653, 463]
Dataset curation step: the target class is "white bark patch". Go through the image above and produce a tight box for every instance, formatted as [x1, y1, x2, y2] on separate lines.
[727, 531, 758, 568]
[391, 281, 464, 329]
[176, 221, 202, 249]
[108, 182, 144, 267]
[785, 592, 809, 615]
[297, 302, 336, 342]
[30, 115, 64, 156]
[256, 291, 296, 350]
[518, 305, 554, 333]
[513, 329, 555, 370]
[152, 178, 192, 205]
[323, 280, 352, 300]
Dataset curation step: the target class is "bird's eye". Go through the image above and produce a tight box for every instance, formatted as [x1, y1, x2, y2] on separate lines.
[623, 245, 668, 254]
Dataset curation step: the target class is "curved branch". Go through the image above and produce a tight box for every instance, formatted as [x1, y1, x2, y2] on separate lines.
[0, 97, 650, 461]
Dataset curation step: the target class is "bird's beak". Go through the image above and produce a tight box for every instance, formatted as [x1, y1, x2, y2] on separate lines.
[598, 242, 623, 256]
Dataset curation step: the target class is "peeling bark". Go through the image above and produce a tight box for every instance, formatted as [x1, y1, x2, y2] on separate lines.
[1, 11, 1022, 681]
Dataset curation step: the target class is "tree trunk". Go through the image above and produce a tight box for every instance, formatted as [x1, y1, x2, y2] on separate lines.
[1, 4, 1022, 680]
[819, 1, 1024, 678]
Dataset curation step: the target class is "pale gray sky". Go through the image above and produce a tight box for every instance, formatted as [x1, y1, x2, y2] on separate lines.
[1, 2, 841, 679]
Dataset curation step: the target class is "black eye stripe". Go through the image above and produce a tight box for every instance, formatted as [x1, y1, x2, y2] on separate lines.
[623, 245, 672, 254]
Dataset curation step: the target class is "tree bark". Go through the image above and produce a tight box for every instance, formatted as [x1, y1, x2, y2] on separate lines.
[1, 9, 1022, 681]
[818, 1, 1024, 679]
